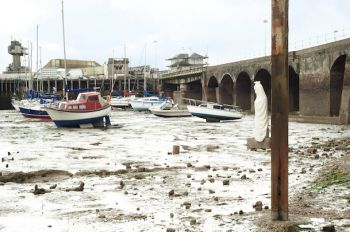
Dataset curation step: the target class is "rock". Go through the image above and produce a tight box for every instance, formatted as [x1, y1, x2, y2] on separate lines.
[1, 158, 4, 162]
[124, 191, 128, 195]
[187, 163, 192, 168]
[301, 168, 306, 174]
[208, 178, 215, 183]
[5, 164, 8, 168]
[197, 187, 202, 191]
[190, 219, 196, 225]
[314, 154, 320, 159]
[209, 189, 215, 194]
[322, 225, 335, 232]
[166, 228, 176, 232]
[49, 184, 57, 189]
[118, 180, 125, 189]
[205, 209, 212, 212]
[33, 184, 49, 195]
[170, 213, 174, 218]
[169, 189, 175, 196]
[214, 197, 219, 201]
[98, 214, 106, 219]
[223, 179, 230, 185]
[183, 202, 191, 209]
[239, 210, 244, 215]
[7, 152, 11, 156]
[253, 201, 263, 211]
[264, 205, 269, 210]
[241, 174, 247, 179]
[200, 179, 206, 185]
[187, 174, 191, 178]
[66, 182, 84, 192]
[257, 168, 263, 171]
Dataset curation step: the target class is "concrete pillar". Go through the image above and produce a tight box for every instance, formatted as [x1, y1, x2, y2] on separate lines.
[339, 61, 350, 124]
[179, 83, 187, 91]
[201, 78, 208, 101]
[215, 87, 220, 103]
[78, 79, 81, 89]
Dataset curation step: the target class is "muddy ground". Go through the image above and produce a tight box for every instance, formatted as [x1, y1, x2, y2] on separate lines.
[0, 110, 349, 231]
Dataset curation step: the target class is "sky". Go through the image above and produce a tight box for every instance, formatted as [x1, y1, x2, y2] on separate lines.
[0, 0, 349, 72]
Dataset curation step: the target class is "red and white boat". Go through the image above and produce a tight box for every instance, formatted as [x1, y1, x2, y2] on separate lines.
[45, 92, 111, 128]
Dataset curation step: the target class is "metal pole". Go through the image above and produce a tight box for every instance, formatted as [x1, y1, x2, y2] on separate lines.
[124, 45, 127, 93]
[61, 0, 67, 97]
[263, 19, 268, 56]
[271, 0, 289, 221]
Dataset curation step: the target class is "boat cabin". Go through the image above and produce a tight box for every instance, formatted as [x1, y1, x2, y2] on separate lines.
[58, 92, 108, 111]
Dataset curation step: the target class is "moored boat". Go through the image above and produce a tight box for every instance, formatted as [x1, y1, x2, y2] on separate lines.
[110, 95, 136, 109]
[130, 96, 172, 111]
[150, 103, 192, 117]
[187, 103, 243, 122]
[18, 102, 51, 120]
[45, 91, 111, 128]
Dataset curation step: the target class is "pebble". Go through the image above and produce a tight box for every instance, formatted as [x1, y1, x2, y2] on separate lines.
[190, 219, 196, 225]
[168, 189, 175, 196]
[223, 179, 230, 185]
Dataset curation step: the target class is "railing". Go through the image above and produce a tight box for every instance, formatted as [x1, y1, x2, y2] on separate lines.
[160, 66, 206, 79]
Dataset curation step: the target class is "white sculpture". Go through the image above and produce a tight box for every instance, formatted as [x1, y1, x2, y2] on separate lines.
[254, 81, 269, 142]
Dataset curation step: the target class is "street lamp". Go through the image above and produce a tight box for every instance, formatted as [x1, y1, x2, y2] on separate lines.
[263, 19, 268, 56]
[334, 30, 338, 41]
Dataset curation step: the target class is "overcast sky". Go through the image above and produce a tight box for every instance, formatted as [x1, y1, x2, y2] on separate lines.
[0, 0, 349, 72]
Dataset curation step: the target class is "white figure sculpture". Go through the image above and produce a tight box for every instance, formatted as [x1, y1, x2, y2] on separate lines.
[254, 81, 268, 142]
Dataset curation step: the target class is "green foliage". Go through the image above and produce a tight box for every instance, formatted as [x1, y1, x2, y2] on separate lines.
[314, 169, 350, 189]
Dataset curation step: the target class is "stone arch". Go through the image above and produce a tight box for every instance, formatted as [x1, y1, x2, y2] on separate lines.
[330, 54, 346, 116]
[289, 66, 299, 112]
[254, 69, 271, 110]
[236, 72, 251, 110]
[219, 74, 234, 104]
[208, 76, 218, 102]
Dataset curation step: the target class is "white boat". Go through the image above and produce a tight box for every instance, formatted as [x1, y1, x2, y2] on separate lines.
[130, 96, 172, 111]
[110, 95, 136, 109]
[150, 103, 192, 117]
[187, 103, 243, 122]
[45, 92, 111, 128]
[11, 98, 21, 111]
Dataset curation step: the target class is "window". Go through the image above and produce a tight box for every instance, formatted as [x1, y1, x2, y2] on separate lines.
[72, 105, 78, 110]
[79, 104, 86, 110]
[88, 96, 98, 101]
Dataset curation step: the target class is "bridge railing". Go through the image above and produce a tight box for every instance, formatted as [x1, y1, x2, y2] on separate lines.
[160, 66, 206, 79]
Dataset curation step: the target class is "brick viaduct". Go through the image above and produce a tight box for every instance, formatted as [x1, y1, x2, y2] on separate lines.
[160, 38, 350, 124]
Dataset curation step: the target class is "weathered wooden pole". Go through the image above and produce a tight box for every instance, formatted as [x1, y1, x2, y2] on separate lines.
[271, 0, 289, 221]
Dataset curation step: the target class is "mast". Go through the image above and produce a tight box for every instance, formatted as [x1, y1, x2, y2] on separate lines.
[124, 45, 127, 94]
[36, 25, 39, 92]
[143, 43, 147, 93]
[61, 0, 67, 97]
[111, 49, 114, 95]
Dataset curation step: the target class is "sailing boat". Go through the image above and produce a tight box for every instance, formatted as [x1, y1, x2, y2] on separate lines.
[45, 0, 111, 128]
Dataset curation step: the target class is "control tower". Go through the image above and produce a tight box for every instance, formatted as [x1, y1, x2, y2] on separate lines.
[5, 40, 28, 73]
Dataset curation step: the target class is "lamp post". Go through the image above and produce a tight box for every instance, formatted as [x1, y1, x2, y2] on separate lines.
[334, 30, 338, 41]
[263, 19, 268, 56]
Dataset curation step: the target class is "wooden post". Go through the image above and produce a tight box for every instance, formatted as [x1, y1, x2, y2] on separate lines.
[271, 0, 289, 221]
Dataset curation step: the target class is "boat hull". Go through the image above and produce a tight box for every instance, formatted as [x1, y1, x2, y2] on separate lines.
[150, 109, 192, 117]
[46, 105, 111, 127]
[187, 105, 242, 122]
[130, 100, 170, 111]
[19, 106, 51, 120]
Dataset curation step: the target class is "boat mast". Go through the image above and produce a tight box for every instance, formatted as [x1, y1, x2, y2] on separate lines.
[123, 45, 127, 94]
[143, 43, 147, 94]
[36, 25, 39, 92]
[61, 0, 67, 97]
[111, 49, 114, 95]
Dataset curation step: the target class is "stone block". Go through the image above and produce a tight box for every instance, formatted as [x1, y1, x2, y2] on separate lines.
[247, 137, 271, 150]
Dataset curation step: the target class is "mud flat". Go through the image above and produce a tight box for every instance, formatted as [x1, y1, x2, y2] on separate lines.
[0, 110, 349, 231]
